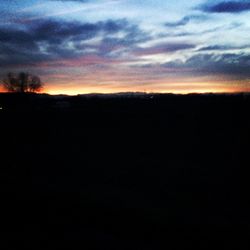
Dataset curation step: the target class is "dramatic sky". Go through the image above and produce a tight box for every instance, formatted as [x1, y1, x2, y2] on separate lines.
[0, 0, 250, 94]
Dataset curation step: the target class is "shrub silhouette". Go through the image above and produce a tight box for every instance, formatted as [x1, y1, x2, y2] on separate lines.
[2, 72, 43, 93]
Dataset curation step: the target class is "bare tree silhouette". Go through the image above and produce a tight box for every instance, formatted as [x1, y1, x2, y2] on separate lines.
[2, 72, 43, 93]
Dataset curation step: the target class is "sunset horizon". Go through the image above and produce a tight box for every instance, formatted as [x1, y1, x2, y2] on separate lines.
[1, 1, 250, 248]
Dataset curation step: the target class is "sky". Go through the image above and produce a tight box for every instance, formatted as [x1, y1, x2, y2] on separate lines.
[0, 0, 250, 94]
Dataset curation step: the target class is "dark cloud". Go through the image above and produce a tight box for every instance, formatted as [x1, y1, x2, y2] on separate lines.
[32, 19, 102, 42]
[198, 45, 236, 51]
[198, 44, 250, 51]
[134, 42, 196, 56]
[202, 1, 250, 13]
[162, 21, 243, 39]
[32, 19, 135, 41]
[0, 18, 148, 67]
[165, 15, 208, 27]
[164, 53, 250, 78]
[0, 28, 36, 48]
[165, 17, 191, 27]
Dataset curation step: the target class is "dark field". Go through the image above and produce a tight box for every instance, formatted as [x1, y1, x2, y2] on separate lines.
[0, 93, 249, 249]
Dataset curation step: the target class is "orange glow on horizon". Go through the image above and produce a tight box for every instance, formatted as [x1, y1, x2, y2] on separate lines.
[1, 80, 250, 95]
[44, 81, 250, 96]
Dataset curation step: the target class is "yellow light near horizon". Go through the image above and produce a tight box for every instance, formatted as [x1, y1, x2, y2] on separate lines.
[45, 83, 248, 96]
[1, 79, 250, 95]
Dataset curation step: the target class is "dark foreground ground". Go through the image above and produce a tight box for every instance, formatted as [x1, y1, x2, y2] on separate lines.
[0, 93, 249, 249]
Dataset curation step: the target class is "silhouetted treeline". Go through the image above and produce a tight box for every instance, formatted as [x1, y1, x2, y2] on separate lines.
[1, 72, 43, 93]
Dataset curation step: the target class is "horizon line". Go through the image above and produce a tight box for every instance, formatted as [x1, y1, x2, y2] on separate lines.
[1, 90, 250, 97]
